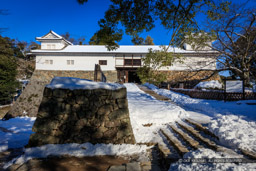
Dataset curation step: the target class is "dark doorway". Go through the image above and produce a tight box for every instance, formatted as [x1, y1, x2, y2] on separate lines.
[128, 71, 141, 83]
[117, 68, 141, 83]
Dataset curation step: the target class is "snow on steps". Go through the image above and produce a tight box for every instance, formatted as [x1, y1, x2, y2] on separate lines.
[185, 119, 219, 140]
[136, 85, 170, 101]
[156, 119, 256, 168]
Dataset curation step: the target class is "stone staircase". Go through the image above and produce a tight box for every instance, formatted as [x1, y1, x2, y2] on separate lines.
[135, 85, 256, 170]
[157, 119, 256, 170]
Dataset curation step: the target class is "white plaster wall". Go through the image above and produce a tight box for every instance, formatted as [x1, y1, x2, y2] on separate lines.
[41, 40, 66, 50]
[36, 54, 116, 71]
[36, 53, 215, 71]
[159, 57, 216, 71]
[183, 43, 212, 51]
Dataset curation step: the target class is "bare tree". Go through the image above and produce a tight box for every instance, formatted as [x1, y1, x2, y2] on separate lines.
[186, 3, 256, 85]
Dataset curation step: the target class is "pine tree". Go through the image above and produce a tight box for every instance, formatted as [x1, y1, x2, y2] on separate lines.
[144, 35, 154, 45]
[0, 35, 19, 104]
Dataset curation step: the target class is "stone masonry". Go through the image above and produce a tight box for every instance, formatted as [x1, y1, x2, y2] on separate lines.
[27, 86, 135, 146]
[3, 70, 118, 119]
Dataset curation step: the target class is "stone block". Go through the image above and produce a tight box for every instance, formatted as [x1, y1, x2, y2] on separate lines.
[32, 119, 60, 134]
[111, 88, 127, 99]
[104, 129, 118, 139]
[43, 87, 52, 97]
[117, 99, 128, 109]
[92, 131, 103, 139]
[75, 119, 89, 129]
[75, 96, 89, 104]
[28, 133, 59, 147]
[97, 104, 113, 115]
[109, 109, 129, 120]
[108, 165, 126, 171]
[52, 89, 67, 98]
[126, 162, 141, 171]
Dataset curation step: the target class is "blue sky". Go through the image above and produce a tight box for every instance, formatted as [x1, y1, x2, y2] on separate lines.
[0, 0, 172, 45]
[1, 0, 254, 46]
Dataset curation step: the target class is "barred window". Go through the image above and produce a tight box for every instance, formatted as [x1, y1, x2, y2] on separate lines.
[99, 60, 107, 65]
[124, 59, 141, 66]
[45, 60, 53, 64]
[197, 61, 206, 66]
[67, 60, 74, 65]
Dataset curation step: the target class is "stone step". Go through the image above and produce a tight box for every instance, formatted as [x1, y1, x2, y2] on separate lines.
[184, 119, 219, 140]
[240, 148, 256, 160]
[108, 162, 141, 171]
[176, 122, 218, 150]
[157, 144, 179, 169]
[169, 124, 200, 149]
[137, 85, 170, 101]
[160, 129, 189, 156]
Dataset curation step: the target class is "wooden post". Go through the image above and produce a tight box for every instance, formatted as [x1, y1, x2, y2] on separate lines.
[242, 79, 245, 100]
[224, 78, 226, 102]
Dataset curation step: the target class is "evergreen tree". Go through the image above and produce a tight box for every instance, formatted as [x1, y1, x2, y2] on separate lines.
[131, 35, 144, 45]
[144, 35, 154, 45]
[0, 35, 19, 104]
[89, 34, 106, 45]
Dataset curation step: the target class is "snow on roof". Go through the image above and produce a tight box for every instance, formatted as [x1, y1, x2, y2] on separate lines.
[48, 30, 63, 39]
[46, 77, 125, 90]
[36, 30, 73, 45]
[32, 45, 217, 54]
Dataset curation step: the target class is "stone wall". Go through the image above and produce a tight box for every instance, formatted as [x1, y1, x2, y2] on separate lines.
[27, 87, 135, 146]
[164, 70, 220, 82]
[32, 70, 118, 83]
[163, 70, 221, 88]
[3, 70, 118, 119]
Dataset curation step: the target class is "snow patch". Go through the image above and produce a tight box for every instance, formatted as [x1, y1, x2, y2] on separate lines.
[144, 83, 256, 121]
[46, 77, 125, 90]
[170, 148, 256, 171]
[209, 114, 256, 152]
[194, 80, 222, 89]
[0, 117, 36, 152]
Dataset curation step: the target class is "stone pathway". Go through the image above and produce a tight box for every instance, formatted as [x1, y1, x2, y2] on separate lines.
[137, 85, 170, 101]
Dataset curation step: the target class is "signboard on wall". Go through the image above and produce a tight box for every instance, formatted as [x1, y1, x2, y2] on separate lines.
[225, 80, 243, 93]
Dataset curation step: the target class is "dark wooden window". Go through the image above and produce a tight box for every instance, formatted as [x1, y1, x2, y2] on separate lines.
[124, 59, 141, 66]
[124, 59, 132, 66]
[133, 59, 141, 66]
[99, 60, 107, 65]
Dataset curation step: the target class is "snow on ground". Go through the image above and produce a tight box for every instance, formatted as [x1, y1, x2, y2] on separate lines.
[124, 83, 188, 143]
[0, 117, 36, 152]
[209, 114, 256, 152]
[144, 83, 256, 153]
[169, 148, 256, 171]
[194, 80, 223, 89]
[3, 143, 149, 169]
[46, 77, 124, 90]
[144, 83, 256, 121]
[2, 82, 255, 170]
[1, 83, 188, 169]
